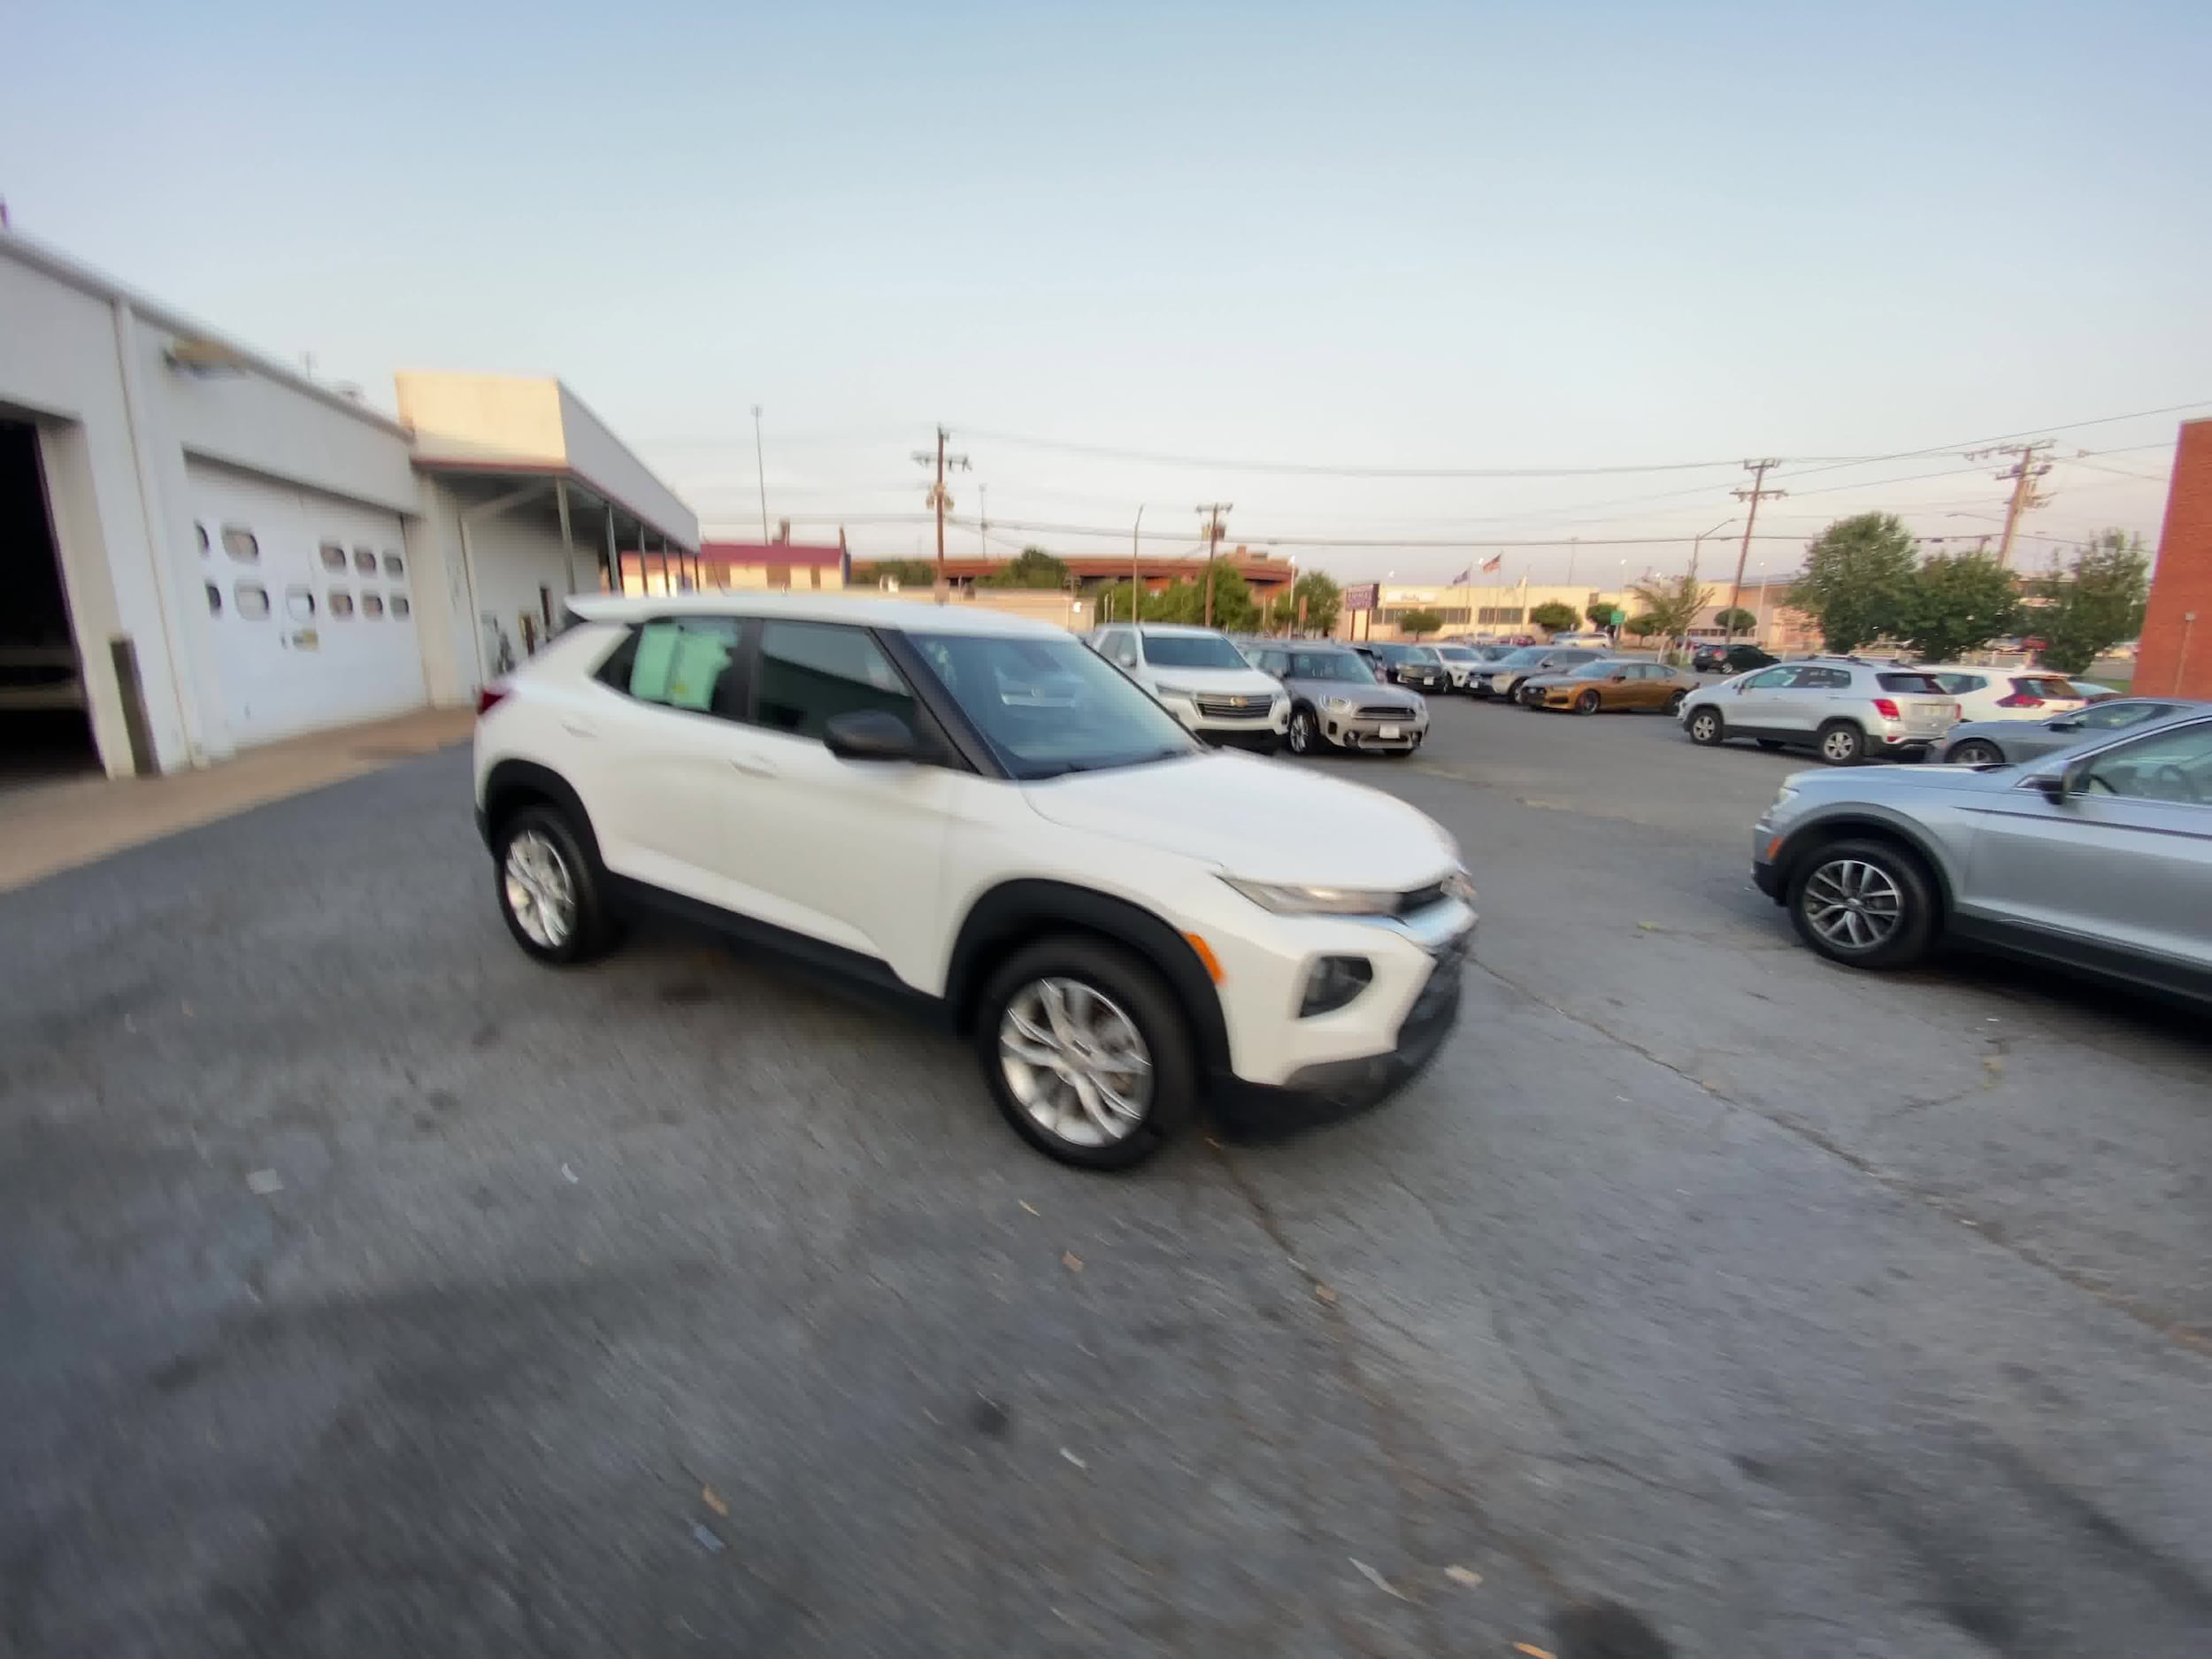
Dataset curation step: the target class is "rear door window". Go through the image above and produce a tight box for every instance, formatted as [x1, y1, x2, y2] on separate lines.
[605, 617, 748, 718]
[2016, 676, 2079, 701]
[1798, 666, 1852, 689]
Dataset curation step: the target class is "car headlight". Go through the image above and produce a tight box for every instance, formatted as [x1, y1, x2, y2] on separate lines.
[1440, 867, 1477, 904]
[1320, 695, 1354, 711]
[1769, 784, 1799, 812]
[1222, 877, 1402, 916]
[1152, 681, 1199, 699]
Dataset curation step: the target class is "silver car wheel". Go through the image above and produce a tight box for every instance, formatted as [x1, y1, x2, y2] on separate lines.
[503, 830, 576, 949]
[1820, 726, 1862, 764]
[1949, 739, 2002, 765]
[997, 977, 1153, 1148]
[1288, 709, 1317, 755]
[1801, 858, 1904, 951]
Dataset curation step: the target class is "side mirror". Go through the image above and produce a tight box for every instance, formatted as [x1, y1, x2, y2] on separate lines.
[823, 709, 920, 763]
[2048, 718, 2083, 731]
[2026, 765, 2071, 803]
[1610, 672, 1630, 683]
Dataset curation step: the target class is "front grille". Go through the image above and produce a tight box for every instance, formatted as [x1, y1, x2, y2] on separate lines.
[1194, 694, 1271, 719]
[1358, 703, 1417, 718]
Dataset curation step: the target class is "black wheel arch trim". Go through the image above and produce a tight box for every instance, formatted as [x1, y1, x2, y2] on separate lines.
[482, 759, 602, 864]
[946, 879, 1233, 1078]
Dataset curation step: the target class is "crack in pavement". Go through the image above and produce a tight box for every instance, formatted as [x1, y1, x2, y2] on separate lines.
[1468, 956, 2212, 1359]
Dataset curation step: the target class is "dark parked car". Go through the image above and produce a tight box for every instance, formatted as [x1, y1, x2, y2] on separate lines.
[1370, 642, 1451, 693]
[1940, 698, 2205, 766]
[1693, 641, 1780, 675]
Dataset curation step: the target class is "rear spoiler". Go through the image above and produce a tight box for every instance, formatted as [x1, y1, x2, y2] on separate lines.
[564, 594, 626, 625]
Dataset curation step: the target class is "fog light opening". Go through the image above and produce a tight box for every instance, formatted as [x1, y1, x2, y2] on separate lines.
[1299, 955, 1374, 1017]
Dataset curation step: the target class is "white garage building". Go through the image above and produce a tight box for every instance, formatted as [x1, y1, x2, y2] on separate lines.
[0, 225, 695, 780]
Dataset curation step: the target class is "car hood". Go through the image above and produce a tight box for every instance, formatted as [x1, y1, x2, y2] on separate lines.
[1022, 752, 1458, 887]
[1788, 760, 2026, 797]
[1290, 680, 1417, 706]
[1145, 665, 1280, 695]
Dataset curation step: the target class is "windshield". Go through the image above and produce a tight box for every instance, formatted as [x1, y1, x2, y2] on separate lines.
[1568, 659, 1621, 679]
[912, 634, 1199, 780]
[1877, 672, 1947, 695]
[1497, 647, 1550, 665]
[1142, 632, 1249, 670]
[1434, 646, 1478, 662]
[1403, 647, 1441, 664]
[1288, 649, 1378, 684]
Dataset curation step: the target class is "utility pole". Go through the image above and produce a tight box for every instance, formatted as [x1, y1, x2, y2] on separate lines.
[1728, 459, 1786, 641]
[1196, 503, 1232, 626]
[1132, 505, 1145, 623]
[1971, 440, 2055, 568]
[978, 483, 988, 557]
[912, 426, 969, 604]
[751, 405, 770, 543]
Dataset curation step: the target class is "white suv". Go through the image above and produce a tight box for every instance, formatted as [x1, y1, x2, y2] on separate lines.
[474, 595, 1477, 1168]
[1087, 623, 1290, 751]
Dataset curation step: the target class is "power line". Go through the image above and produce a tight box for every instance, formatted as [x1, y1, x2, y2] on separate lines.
[960, 429, 1758, 478]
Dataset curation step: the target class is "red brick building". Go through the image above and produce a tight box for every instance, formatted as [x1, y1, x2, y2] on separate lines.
[2138, 419, 2212, 697]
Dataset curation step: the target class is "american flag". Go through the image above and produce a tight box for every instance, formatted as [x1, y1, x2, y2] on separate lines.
[1480, 553, 1504, 572]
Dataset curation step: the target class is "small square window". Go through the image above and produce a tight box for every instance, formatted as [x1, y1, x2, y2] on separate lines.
[285, 586, 316, 622]
[383, 551, 405, 579]
[389, 594, 411, 618]
[222, 526, 259, 563]
[319, 541, 348, 572]
[361, 592, 385, 618]
[354, 547, 378, 575]
[234, 581, 271, 619]
[205, 581, 221, 616]
[328, 588, 355, 618]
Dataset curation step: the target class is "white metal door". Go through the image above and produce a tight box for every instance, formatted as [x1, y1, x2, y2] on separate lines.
[188, 464, 426, 745]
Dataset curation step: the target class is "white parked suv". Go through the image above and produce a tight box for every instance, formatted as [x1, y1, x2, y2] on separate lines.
[1913, 664, 2087, 724]
[1087, 623, 1290, 751]
[474, 595, 1477, 1168]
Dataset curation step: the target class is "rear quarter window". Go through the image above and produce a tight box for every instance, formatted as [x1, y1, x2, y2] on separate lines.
[1878, 672, 1948, 694]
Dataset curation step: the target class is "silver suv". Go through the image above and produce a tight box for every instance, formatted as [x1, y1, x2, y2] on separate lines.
[1679, 659, 1958, 764]
[1752, 710, 2212, 1003]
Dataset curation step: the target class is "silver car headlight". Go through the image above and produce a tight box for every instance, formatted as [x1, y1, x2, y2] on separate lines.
[1320, 695, 1355, 711]
[1769, 783, 1799, 812]
[1222, 877, 1403, 917]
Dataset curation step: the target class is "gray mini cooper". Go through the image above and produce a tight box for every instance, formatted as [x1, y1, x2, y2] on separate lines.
[1242, 642, 1429, 757]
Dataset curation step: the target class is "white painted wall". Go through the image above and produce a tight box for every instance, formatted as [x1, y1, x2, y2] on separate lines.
[416, 476, 604, 695]
[558, 386, 697, 550]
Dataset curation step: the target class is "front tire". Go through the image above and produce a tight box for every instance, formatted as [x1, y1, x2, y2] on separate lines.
[1816, 721, 1866, 765]
[1947, 738, 2003, 765]
[1575, 689, 1602, 716]
[1665, 689, 1687, 715]
[1286, 707, 1321, 756]
[1787, 839, 1937, 970]
[494, 804, 619, 965]
[1686, 706, 1724, 746]
[976, 937, 1197, 1170]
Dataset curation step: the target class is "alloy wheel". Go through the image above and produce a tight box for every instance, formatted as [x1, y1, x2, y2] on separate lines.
[1801, 858, 1904, 952]
[1950, 740, 2001, 765]
[997, 978, 1154, 1148]
[1821, 727, 1863, 764]
[1288, 710, 1317, 754]
[503, 830, 576, 949]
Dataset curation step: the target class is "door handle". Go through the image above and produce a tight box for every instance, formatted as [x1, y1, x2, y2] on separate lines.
[561, 719, 598, 739]
[731, 756, 779, 780]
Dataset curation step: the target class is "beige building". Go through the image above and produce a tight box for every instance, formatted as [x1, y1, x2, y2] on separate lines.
[1351, 580, 1638, 641]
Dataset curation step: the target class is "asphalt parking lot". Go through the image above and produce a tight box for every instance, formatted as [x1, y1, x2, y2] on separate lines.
[4, 699, 2208, 1657]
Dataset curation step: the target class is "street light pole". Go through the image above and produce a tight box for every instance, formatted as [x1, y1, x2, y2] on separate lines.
[750, 405, 770, 543]
[1132, 505, 1144, 623]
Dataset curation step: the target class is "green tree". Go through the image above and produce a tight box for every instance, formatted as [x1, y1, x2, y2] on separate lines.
[1624, 612, 1663, 640]
[856, 557, 939, 588]
[1585, 601, 1615, 627]
[1711, 606, 1759, 635]
[980, 546, 1070, 588]
[1789, 512, 1916, 652]
[1290, 570, 1342, 636]
[2026, 530, 2152, 675]
[1397, 608, 1444, 640]
[1893, 553, 2020, 662]
[1627, 572, 1713, 645]
[1530, 600, 1581, 634]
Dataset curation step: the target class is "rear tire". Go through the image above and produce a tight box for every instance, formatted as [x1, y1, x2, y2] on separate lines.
[1686, 706, 1724, 746]
[1947, 738, 2004, 765]
[1665, 689, 1687, 715]
[1575, 689, 1602, 716]
[1787, 838, 1937, 970]
[975, 936, 1197, 1170]
[1816, 721, 1866, 765]
[494, 803, 619, 965]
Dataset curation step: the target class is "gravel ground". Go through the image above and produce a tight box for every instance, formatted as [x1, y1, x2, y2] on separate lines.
[3, 698, 2208, 1657]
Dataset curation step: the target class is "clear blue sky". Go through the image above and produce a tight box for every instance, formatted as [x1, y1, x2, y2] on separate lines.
[10, 0, 2208, 582]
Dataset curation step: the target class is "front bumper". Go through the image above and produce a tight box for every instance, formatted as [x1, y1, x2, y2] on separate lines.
[1317, 708, 1425, 749]
[1474, 674, 1522, 698]
[1211, 923, 1471, 1135]
[1165, 702, 1290, 744]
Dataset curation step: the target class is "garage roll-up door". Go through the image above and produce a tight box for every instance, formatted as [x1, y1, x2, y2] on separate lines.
[188, 463, 427, 747]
